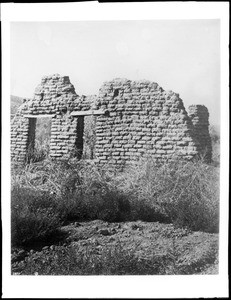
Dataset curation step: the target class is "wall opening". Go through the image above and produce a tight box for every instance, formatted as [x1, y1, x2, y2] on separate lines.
[75, 116, 84, 159]
[82, 115, 96, 159]
[113, 89, 119, 98]
[27, 117, 51, 163]
[26, 118, 36, 163]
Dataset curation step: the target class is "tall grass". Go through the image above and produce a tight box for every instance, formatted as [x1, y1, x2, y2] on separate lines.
[11, 157, 219, 247]
[26, 140, 50, 163]
[11, 186, 63, 246]
[119, 158, 219, 233]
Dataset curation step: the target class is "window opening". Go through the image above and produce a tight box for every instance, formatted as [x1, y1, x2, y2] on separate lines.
[113, 89, 119, 98]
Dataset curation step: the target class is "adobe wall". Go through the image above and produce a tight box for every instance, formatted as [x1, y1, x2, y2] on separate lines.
[11, 106, 34, 163]
[11, 74, 212, 166]
[188, 105, 212, 162]
[11, 74, 91, 162]
[94, 79, 203, 168]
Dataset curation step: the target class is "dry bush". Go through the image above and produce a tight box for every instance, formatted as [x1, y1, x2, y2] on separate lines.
[54, 161, 130, 222]
[11, 186, 63, 247]
[26, 140, 50, 163]
[11, 156, 219, 244]
[117, 157, 219, 232]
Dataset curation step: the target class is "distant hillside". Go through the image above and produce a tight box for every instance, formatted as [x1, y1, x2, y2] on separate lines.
[11, 95, 24, 115]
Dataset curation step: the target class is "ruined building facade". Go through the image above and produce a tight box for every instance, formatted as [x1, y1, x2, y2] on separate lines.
[11, 74, 212, 168]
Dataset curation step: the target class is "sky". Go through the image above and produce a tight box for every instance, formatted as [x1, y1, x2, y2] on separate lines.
[11, 20, 220, 126]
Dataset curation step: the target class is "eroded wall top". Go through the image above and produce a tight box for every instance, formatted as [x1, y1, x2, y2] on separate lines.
[11, 75, 212, 165]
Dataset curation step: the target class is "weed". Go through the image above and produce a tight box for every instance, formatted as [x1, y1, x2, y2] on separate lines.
[11, 186, 63, 247]
[11, 156, 219, 250]
[19, 242, 168, 275]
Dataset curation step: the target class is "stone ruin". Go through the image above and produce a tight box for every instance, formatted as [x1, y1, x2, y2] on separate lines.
[11, 74, 212, 168]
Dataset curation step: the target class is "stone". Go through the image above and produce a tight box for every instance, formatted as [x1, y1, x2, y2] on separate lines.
[11, 75, 212, 166]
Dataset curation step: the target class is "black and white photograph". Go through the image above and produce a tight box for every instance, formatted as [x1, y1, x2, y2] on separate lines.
[2, 2, 229, 298]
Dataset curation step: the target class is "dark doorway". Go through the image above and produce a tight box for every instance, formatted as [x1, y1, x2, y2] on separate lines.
[75, 116, 84, 159]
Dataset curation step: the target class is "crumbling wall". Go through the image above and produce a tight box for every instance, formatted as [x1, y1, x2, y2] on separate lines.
[11, 74, 212, 167]
[94, 79, 200, 168]
[11, 74, 91, 162]
[11, 105, 33, 163]
[188, 105, 212, 162]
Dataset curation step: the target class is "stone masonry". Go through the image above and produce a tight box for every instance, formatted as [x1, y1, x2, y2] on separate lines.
[11, 74, 212, 167]
[188, 105, 212, 162]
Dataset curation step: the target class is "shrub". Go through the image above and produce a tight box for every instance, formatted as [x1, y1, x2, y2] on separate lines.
[26, 140, 50, 163]
[56, 163, 131, 222]
[11, 186, 63, 247]
[118, 158, 219, 232]
[11, 157, 219, 236]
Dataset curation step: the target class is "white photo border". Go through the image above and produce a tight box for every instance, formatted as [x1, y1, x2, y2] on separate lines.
[1, 2, 229, 298]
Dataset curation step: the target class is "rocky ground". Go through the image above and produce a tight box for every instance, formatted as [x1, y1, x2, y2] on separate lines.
[12, 220, 219, 275]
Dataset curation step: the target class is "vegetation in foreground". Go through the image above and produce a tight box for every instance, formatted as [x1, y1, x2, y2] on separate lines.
[11, 156, 219, 275]
[12, 157, 219, 245]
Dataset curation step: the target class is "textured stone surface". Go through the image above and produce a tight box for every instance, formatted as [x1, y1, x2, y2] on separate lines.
[11, 74, 91, 162]
[93, 79, 211, 167]
[11, 74, 212, 166]
[188, 105, 212, 162]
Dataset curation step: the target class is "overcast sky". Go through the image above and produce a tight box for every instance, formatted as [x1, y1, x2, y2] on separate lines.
[11, 20, 220, 126]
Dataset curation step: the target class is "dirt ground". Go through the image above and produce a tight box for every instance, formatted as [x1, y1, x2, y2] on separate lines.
[12, 220, 219, 275]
